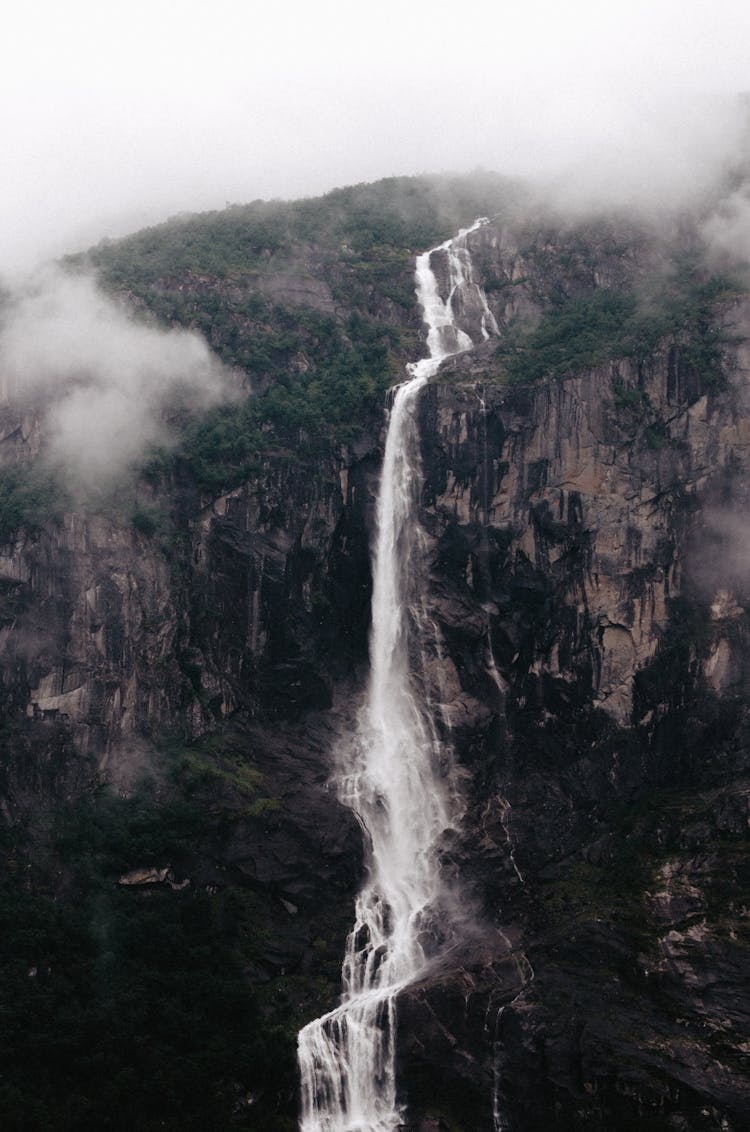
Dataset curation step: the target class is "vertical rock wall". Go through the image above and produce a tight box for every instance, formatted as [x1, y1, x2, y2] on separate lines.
[391, 305, 750, 1130]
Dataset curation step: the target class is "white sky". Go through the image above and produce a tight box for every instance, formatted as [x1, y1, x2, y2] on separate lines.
[2, 0, 750, 272]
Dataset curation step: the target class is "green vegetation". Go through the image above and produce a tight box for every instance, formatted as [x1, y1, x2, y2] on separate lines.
[64, 174, 520, 337]
[0, 732, 332, 1131]
[147, 399, 264, 496]
[165, 737, 267, 798]
[0, 465, 68, 542]
[667, 273, 733, 389]
[128, 500, 179, 554]
[58, 175, 522, 498]
[0, 869, 296, 1131]
[498, 289, 640, 384]
[495, 271, 737, 388]
[261, 313, 401, 437]
[142, 310, 402, 495]
[60, 176, 738, 502]
[67, 174, 520, 293]
[134, 305, 404, 496]
[0, 819, 260, 1131]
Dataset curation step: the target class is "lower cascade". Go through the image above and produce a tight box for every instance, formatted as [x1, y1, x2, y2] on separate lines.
[297, 221, 495, 1131]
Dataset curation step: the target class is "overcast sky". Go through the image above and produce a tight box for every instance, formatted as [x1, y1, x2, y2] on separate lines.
[2, 0, 750, 273]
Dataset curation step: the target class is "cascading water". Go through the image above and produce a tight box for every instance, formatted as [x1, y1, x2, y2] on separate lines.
[298, 220, 495, 1132]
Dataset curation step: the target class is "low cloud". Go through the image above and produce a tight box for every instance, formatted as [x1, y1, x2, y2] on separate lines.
[690, 503, 750, 608]
[0, 268, 235, 486]
[701, 186, 750, 273]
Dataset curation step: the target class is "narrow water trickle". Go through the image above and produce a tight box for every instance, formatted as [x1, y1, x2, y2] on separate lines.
[297, 220, 495, 1132]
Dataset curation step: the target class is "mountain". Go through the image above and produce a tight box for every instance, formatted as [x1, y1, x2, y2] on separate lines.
[0, 174, 749, 1131]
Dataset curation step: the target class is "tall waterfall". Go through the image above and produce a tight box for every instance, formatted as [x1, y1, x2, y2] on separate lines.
[298, 220, 494, 1132]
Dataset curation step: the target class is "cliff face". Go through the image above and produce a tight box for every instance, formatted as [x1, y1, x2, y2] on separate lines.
[424, 299, 750, 732]
[392, 299, 750, 1130]
[0, 439, 377, 768]
[0, 412, 377, 1128]
[186, 441, 378, 722]
[2, 188, 750, 1131]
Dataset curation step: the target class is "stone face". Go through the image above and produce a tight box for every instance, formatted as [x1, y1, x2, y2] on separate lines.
[385, 299, 750, 1129]
[0, 428, 379, 783]
[185, 441, 378, 724]
[0, 507, 186, 812]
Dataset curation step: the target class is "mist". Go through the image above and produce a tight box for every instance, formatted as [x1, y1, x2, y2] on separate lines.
[2, 1, 749, 494]
[3, 0, 750, 274]
[701, 186, 750, 274]
[0, 269, 234, 486]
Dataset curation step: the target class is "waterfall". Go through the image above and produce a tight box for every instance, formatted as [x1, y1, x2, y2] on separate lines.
[298, 219, 495, 1132]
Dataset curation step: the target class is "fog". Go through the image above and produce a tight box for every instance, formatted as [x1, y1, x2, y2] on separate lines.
[2, 1, 750, 491]
[0, 269, 233, 485]
[701, 186, 750, 272]
[2, 0, 750, 273]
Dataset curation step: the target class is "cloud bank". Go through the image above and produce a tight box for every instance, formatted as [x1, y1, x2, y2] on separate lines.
[3, 0, 750, 272]
[701, 186, 750, 273]
[0, 269, 234, 486]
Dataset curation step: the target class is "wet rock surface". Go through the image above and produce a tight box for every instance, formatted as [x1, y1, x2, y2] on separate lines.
[387, 313, 750, 1129]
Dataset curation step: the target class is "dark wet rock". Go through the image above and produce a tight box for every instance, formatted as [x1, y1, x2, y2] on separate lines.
[384, 313, 750, 1129]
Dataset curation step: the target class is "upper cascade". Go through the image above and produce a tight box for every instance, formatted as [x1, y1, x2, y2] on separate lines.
[297, 220, 498, 1132]
[410, 216, 498, 382]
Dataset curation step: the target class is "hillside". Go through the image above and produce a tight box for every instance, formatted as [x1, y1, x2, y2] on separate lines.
[0, 174, 749, 1131]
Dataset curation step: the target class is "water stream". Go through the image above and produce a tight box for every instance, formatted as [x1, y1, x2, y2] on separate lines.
[298, 220, 494, 1132]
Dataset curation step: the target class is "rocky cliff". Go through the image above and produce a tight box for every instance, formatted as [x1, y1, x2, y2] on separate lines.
[1, 180, 749, 1131]
[0, 386, 382, 1130]
[392, 228, 750, 1131]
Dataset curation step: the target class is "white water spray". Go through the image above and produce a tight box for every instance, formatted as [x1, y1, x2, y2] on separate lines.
[298, 220, 495, 1132]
